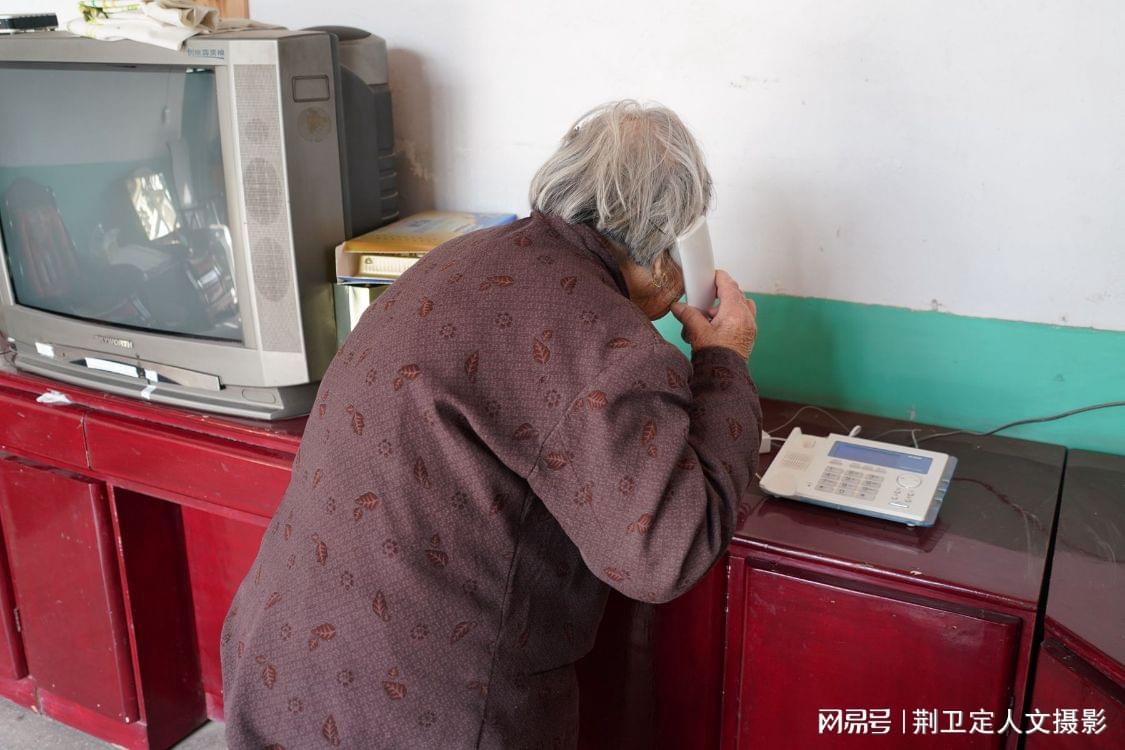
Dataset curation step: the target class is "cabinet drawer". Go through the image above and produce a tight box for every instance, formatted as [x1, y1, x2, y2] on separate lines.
[85, 414, 293, 518]
[0, 389, 87, 468]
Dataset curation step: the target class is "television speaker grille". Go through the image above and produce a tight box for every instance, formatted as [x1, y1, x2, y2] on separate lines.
[234, 64, 301, 353]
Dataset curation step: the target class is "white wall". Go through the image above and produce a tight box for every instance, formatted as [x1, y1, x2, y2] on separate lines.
[8, 1, 1125, 330]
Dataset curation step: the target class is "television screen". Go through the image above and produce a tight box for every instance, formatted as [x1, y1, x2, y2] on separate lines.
[0, 64, 242, 342]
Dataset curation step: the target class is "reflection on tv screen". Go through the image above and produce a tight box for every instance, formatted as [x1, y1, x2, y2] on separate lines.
[0, 64, 242, 342]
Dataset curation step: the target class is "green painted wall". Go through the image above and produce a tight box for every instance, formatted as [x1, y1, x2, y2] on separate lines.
[655, 294, 1125, 455]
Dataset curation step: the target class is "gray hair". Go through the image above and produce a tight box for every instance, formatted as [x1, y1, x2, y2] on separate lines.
[529, 100, 713, 267]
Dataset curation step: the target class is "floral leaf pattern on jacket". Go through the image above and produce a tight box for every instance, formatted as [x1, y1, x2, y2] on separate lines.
[219, 213, 760, 749]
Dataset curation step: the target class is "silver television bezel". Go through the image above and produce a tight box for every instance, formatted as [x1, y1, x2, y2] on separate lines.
[0, 31, 345, 416]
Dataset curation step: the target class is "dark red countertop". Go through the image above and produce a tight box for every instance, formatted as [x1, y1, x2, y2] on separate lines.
[737, 401, 1066, 610]
[0, 363, 306, 454]
[0, 364, 1067, 610]
[1042, 449, 1125, 684]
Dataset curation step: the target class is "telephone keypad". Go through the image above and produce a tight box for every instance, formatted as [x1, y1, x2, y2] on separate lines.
[814, 466, 884, 500]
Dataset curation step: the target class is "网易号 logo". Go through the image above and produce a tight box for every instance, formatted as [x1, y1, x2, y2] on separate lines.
[818, 707, 1107, 737]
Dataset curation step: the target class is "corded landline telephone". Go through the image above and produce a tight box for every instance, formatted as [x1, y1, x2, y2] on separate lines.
[760, 428, 956, 526]
[671, 217, 957, 526]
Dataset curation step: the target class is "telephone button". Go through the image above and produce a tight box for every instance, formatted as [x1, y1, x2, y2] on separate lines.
[896, 475, 923, 489]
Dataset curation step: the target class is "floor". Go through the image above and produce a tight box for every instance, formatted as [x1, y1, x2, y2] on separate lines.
[0, 699, 226, 749]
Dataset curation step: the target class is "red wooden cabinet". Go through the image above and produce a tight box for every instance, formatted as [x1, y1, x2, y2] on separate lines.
[0, 455, 137, 723]
[0, 371, 300, 748]
[575, 400, 1068, 750]
[0, 370, 1093, 750]
[651, 401, 1064, 750]
[1025, 450, 1125, 748]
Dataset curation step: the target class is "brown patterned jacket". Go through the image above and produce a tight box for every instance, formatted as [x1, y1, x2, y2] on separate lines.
[221, 211, 761, 749]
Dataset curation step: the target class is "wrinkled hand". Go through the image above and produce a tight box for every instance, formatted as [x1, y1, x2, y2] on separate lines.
[670, 270, 758, 360]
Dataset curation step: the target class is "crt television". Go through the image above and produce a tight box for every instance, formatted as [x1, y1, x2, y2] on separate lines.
[0, 28, 396, 419]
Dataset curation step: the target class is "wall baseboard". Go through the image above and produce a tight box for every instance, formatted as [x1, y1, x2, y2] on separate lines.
[655, 294, 1125, 455]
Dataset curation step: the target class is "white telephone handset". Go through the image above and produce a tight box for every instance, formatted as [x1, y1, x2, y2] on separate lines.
[670, 216, 717, 310]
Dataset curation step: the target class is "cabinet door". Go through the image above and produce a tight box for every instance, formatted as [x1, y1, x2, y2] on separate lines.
[0, 456, 137, 721]
[0, 512, 27, 681]
[732, 566, 1020, 749]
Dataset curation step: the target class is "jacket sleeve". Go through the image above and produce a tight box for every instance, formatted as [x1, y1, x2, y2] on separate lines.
[526, 341, 762, 603]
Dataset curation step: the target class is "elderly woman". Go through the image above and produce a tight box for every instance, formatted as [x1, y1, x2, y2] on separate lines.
[221, 101, 761, 749]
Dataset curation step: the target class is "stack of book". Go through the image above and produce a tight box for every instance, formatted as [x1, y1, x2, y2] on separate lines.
[333, 211, 517, 345]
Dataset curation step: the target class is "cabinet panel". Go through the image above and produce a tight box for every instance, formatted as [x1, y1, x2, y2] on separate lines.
[0, 457, 137, 721]
[734, 566, 1019, 749]
[1024, 640, 1125, 748]
[181, 506, 265, 717]
[113, 489, 207, 748]
[1043, 450, 1125, 686]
